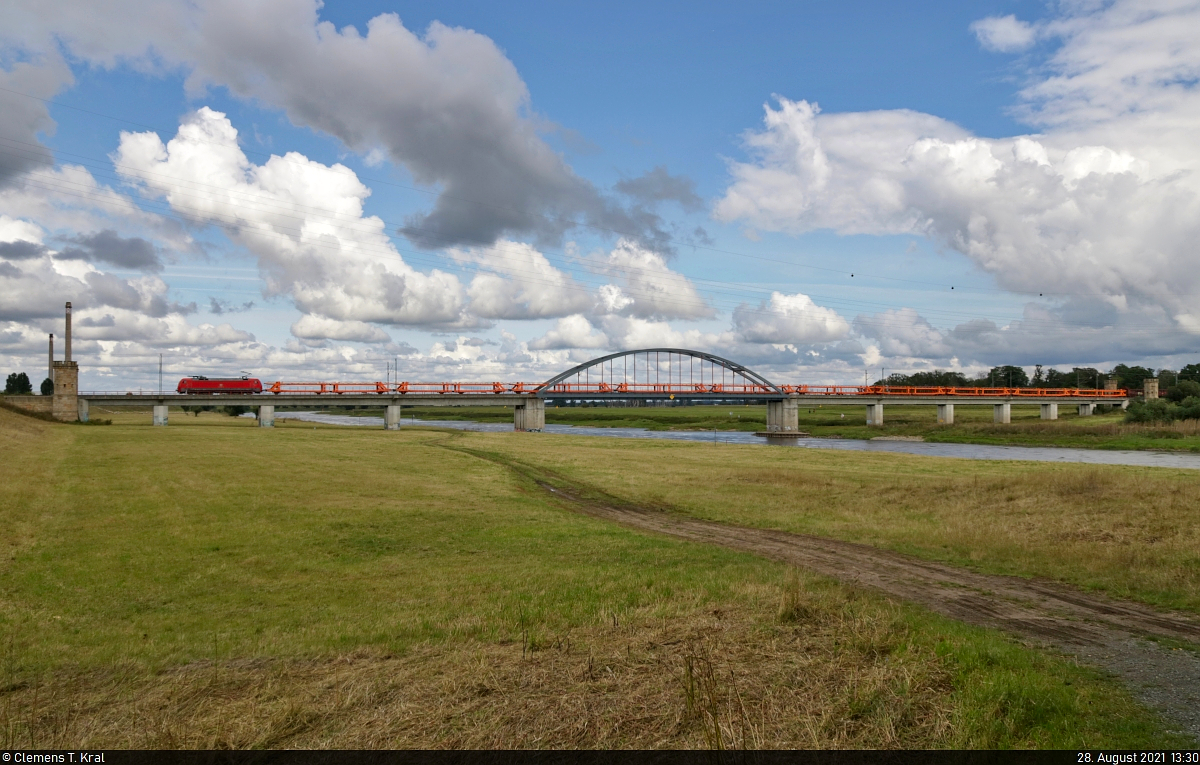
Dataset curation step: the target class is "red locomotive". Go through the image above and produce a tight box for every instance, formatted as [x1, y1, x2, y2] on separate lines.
[176, 375, 263, 394]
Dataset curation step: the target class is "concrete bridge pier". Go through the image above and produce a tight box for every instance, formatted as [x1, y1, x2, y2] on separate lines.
[766, 398, 799, 432]
[385, 405, 403, 430]
[153, 405, 168, 426]
[514, 398, 545, 432]
[994, 403, 1011, 424]
[866, 403, 883, 426]
[1078, 403, 1095, 417]
[258, 405, 275, 428]
[1040, 403, 1058, 420]
[937, 404, 954, 424]
[78, 397, 88, 423]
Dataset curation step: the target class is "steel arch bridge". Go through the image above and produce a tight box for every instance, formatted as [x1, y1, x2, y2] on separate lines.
[537, 347, 782, 398]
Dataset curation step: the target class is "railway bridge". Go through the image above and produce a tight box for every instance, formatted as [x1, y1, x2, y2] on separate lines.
[75, 347, 1131, 432]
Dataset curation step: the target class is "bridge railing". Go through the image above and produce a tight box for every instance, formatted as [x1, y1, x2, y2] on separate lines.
[779, 385, 1128, 398]
[540, 382, 778, 395]
[262, 381, 544, 395]
[81, 383, 1129, 398]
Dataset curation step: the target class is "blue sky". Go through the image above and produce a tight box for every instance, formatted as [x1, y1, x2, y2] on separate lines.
[1, 0, 1198, 388]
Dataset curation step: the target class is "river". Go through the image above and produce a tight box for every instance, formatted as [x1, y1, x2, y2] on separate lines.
[270, 411, 1200, 470]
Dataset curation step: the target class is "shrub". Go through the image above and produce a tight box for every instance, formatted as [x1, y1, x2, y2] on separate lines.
[1124, 399, 1179, 424]
[223, 405, 250, 417]
[1179, 396, 1200, 422]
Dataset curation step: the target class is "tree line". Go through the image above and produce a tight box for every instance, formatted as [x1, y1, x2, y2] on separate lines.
[874, 362, 1200, 392]
[874, 362, 1200, 424]
[4, 372, 53, 396]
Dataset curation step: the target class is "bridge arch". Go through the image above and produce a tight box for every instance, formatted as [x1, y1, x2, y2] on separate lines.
[538, 348, 782, 395]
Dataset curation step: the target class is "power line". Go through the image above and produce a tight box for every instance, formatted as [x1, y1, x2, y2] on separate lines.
[0, 84, 1158, 300]
[6, 146, 1185, 334]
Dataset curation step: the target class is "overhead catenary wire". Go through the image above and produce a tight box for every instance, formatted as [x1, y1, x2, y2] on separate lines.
[2, 142, 1184, 336]
[0, 84, 1168, 301]
[12, 165, 1166, 336]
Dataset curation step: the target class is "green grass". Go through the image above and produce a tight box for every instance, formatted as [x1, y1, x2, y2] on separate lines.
[467, 431, 1200, 613]
[0, 409, 1188, 748]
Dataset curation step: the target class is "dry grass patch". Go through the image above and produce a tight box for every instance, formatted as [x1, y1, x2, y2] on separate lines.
[2, 576, 1168, 750]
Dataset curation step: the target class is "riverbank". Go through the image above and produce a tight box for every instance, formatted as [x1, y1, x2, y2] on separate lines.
[355, 404, 1200, 452]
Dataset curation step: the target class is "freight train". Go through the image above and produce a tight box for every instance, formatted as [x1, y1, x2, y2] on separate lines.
[176, 375, 263, 394]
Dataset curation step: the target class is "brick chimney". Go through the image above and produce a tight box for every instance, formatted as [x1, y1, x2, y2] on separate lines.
[51, 302, 79, 421]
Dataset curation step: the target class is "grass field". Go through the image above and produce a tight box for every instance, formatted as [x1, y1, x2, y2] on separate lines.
[468, 430, 1200, 614]
[0, 408, 1190, 748]
[360, 403, 1200, 452]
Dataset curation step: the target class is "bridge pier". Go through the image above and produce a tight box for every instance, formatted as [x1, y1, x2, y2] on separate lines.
[77, 397, 88, 423]
[1078, 403, 1095, 417]
[994, 403, 1011, 424]
[153, 405, 168, 426]
[514, 398, 545, 432]
[937, 403, 954, 424]
[766, 398, 799, 432]
[866, 403, 883, 426]
[1040, 403, 1058, 420]
[385, 405, 402, 430]
[258, 405, 274, 428]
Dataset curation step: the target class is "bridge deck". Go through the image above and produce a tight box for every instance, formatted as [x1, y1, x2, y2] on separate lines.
[81, 393, 1129, 406]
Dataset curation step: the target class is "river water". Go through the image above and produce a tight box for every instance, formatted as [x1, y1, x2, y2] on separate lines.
[271, 411, 1200, 470]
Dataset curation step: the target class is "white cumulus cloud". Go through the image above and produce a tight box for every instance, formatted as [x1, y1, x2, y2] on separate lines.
[291, 315, 391, 344]
[114, 107, 470, 328]
[733, 291, 850, 345]
[450, 240, 591, 320]
[528, 315, 608, 350]
[971, 15, 1038, 52]
[591, 239, 713, 320]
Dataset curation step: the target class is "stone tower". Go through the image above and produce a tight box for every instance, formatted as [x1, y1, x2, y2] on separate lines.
[1143, 378, 1159, 400]
[51, 302, 79, 422]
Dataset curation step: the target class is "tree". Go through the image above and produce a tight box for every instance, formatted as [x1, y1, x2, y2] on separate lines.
[1073, 367, 1101, 389]
[40, 377, 54, 395]
[4, 372, 32, 395]
[984, 365, 1029, 388]
[1110, 364, 1156, 391]
[1179, 363, 1200, 383]
[1043, 368, 1074, 388]
[223, 405, 250, 417]
[873, 370, 969, 387]
[1167, 380, 1200, 403]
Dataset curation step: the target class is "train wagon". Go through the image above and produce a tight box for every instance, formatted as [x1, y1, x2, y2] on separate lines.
[176, 375, 263, 394]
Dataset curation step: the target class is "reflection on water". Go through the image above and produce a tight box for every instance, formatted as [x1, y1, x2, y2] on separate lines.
[272, 411, 1200, 470]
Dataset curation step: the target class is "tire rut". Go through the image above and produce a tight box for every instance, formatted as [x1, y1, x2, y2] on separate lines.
[439, 442, 1200, 740]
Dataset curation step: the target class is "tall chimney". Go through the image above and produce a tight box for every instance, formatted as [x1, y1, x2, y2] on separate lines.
[64, 301, 72, 363]
[48, 333, 54, 383]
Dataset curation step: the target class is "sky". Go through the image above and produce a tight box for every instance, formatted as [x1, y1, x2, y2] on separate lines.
[1, 0, 1198, 390]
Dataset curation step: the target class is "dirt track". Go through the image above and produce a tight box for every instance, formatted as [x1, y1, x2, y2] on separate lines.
[522, 473, 1200, 740]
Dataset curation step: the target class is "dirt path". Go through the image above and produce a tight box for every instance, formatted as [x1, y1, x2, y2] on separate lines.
[552, 483, 1200, 739]
[444, 443, 1200, 740]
